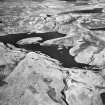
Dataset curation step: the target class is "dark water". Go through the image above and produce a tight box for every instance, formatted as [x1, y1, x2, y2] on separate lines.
[90, 27, 105, 31]
[0, 32, 65, 45]
[0, 32, 89, 68]
[71, 8, 103, 13]
[17, 43, 89, 68]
